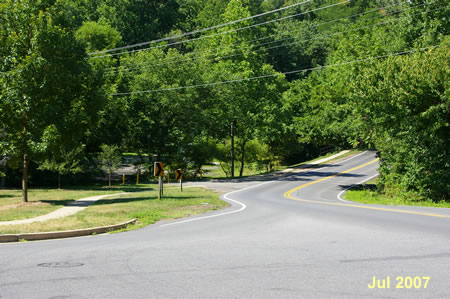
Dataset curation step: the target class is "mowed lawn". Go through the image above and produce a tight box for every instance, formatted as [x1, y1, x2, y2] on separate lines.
[0, 187, 129, 221]
[0, 187, 227, 234]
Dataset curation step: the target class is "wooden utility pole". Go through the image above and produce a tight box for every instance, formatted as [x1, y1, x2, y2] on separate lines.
[231, 120, 236, 178]
[154, 162, 164, 200]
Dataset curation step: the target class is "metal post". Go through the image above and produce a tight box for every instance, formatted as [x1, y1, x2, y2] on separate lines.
[158, 177, 162, 200]
[231, 120, 235, 178]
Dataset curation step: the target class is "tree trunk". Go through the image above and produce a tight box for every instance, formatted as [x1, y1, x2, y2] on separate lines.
[0, 169, 5, 188]
[58, 172, 61, 190]
[22, 153, 29, 203]
[230, 120, 236, 178]
[239, 140, 246, 177]
[108, 172, 112, 187]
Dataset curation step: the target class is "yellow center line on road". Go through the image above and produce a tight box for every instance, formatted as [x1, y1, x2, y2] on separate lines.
[284, 158, 450, 219]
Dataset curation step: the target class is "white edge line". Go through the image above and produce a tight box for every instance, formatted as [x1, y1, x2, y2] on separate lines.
[160, 150, 370, 227]
[159, 181, 274, 227]
[337, 173, 379, 203]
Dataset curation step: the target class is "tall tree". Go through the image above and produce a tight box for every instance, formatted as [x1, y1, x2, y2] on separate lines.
[0, 0, 103, 202]
[117, 47, 205, 169]
[199, 0, 286, 177]
[352, 39, 449, 201]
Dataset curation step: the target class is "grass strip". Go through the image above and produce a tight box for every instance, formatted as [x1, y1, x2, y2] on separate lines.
[0, 185, 154, 221]
[344, 180, 450, 209]
[0, 187, 227, 234]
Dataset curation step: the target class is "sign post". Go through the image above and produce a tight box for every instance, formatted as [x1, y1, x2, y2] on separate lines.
[175, 169, 183, 192]
[154, 162, 164, 200]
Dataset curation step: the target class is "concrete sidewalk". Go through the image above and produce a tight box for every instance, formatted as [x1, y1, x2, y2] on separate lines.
[0, 193, 126, 226]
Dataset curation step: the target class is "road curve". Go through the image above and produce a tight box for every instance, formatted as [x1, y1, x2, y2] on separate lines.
[1, 151, 449, 298]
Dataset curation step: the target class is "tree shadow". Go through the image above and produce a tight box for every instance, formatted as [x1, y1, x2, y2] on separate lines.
[0, 194, 15, 198]
[40, 199, 75, 206]
[90, 195, 198, 206]
[196, 164, 342, 182]
[61, 186, 155, 193]
[339, 183, 377, 192]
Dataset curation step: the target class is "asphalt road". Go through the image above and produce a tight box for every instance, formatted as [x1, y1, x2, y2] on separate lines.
[1, 151, 449, 298]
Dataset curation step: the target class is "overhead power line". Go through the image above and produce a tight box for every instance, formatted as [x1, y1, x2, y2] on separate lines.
[110, 46, 439, 96]
[108, 0, 413, 73]
[89, 0, 313, 56]
[91, 1, 350, 59]
[109, 3, 440, 75]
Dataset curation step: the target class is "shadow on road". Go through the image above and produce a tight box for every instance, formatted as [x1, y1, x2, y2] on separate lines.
[337, 183, 377, 192]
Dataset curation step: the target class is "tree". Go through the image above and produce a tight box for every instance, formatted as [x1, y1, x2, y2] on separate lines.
[114, 45, 207, 174]
[0, 0, 102, 202]
[99, 144, 122, 187]
[75, 21, 122, 52]
[39, 145, 85, 189]
[198, 0, 286, 177]
[352, 39, 449, 201]
[97, 0, 181, 45]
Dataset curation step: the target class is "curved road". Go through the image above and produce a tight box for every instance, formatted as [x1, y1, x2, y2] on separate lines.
[1, 151, 449, 298]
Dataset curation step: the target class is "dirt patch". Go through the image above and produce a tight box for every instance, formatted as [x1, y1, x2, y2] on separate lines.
[171, 204, 225, 215]
[0, 201, 48, 211]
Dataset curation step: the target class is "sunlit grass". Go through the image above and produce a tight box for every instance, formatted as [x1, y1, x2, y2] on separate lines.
[0, 187, 129, 221]
[345, 181, 450, 209]
[0, 187, 227, 234]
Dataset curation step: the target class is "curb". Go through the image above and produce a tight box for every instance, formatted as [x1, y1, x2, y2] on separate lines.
[0, 219, 137, 243]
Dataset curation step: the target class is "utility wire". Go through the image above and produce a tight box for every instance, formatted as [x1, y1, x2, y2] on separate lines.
[91, 1, 350, 59]
[110, 46, 439, 96]
[89, 0, 313, 55]
[108, 0, 414, 73]
[110, 4, 442, 75]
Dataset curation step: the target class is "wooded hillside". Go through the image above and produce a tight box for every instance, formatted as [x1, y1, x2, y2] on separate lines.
[1, 0, 448, 202]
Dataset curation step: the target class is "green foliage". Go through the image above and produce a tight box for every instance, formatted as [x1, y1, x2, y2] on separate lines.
[96, 0, 181, 44]
[75, 21, 121, 51]
[99, 144, 122, 187]
[39, 145, 85, 189]
[0, 0, 103, 200]
[352, 39, 449, 201]
[1, 0, 448, 202]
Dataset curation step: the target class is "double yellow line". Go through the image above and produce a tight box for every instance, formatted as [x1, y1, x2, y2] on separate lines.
[284, 158, 450, 219]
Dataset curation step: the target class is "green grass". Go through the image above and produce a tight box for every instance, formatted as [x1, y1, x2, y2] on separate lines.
[0, 187, 227, 234]
[344, 179, 450, 209]
[201, 163, 268, 179]
[0, 185, 153, 221]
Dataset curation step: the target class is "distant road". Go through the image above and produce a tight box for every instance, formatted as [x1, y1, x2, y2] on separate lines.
[1, 151, 449, 298]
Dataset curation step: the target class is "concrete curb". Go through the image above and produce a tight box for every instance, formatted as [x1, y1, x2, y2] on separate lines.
[0, 219, 137, 243]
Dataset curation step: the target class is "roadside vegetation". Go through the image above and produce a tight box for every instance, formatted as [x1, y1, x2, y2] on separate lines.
[345, 178, 450, 209]
[0, 187, 226, 234]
